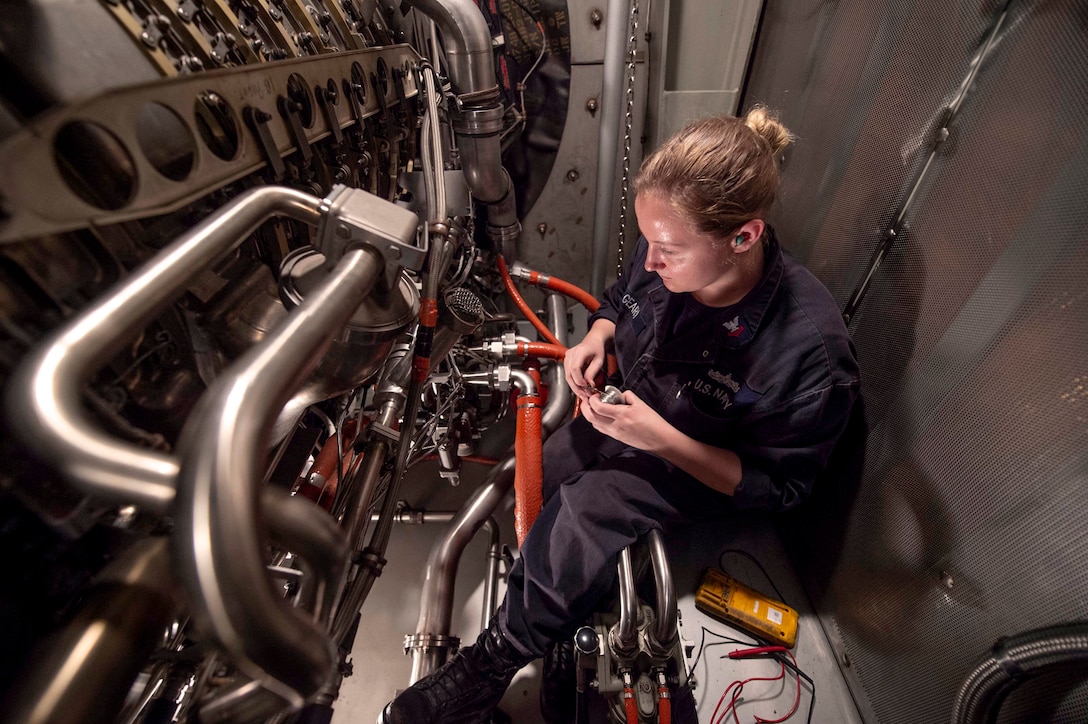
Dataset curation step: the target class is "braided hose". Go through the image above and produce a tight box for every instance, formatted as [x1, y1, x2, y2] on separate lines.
[497, 256, 563, 346]
[658, 688, 671, 724]
[952, 622, 1088, 724]
[623, 682, 639, 724]
[514, 387, 544, 545]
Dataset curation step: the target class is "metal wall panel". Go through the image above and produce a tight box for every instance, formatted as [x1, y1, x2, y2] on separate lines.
[744, 1, 1088, 722]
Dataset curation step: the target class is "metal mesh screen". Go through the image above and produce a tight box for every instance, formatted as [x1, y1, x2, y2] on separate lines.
[744, 0, 1088, 722]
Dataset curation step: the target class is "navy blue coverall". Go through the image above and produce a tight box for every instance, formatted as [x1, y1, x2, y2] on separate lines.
[496, 229, 861, 658]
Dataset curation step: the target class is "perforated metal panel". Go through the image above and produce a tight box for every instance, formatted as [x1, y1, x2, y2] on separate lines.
[744, 0, 1088, 722]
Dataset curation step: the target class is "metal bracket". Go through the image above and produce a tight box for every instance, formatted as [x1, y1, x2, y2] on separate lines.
[244, 107, 286, 181]
[316, 184, 424, 288]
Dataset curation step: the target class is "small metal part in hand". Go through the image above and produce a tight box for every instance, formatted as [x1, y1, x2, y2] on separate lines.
[599, 385, 626, 405]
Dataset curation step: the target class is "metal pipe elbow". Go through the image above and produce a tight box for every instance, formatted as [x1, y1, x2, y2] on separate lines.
[172, 247, 383, 707]
[404, 0, 497, 96]
[2, 186, 324, 513]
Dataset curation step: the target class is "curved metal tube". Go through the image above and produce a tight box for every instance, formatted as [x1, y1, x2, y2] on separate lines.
[611, 546, 639, 656]
[0, 538, 176, 724]
[3, 186, 323, 512]
[952, 622, 1088, 724]
[407, 366, 544, 646]
[409, 294, 572, 681]
[409, 456, 515, 683]
[172, 246, 384, 707]
[459, 138, 513, 206]
[590, 0, 632, 297]
[263, 489, 351, 627]
[404, 0, 497, 96]
[646, 529, 678, 652]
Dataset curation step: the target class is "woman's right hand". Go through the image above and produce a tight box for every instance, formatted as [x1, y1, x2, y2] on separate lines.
[564, 319, 615, 401]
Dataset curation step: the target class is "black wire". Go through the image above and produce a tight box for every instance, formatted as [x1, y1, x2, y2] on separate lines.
[714, 649, 817, 724]
[683, 625, 760, 690]
[717, 548, 789, 605]
[500, 0, 546, 67]
[507, 0, 541, 26]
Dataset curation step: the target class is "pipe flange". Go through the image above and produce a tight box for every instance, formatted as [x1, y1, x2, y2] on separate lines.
[451, 104, 505, 136]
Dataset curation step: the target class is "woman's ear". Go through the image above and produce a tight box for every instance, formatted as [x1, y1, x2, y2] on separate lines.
[733, 219, 766, 252]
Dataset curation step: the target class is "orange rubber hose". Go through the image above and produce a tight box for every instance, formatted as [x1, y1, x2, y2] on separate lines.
[515, 342, 566, 360]
[497, 256, 563, 347]
[514, 392, 544, 546]
[515, 265, 600, 312]
[544, 276, 600, 312]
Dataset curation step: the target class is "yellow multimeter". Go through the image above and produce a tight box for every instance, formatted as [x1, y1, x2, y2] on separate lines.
[694, 568, 799, 648]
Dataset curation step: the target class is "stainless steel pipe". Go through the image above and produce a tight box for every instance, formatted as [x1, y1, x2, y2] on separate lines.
[408, 294, 572, 681]
[611, 545, 640, 658]
[4, 186, 323, 512]
[591, 0, 632, 297]
[404, 0, 497, 97]
[646, 529, 678, 653]
[172, 246, 384, 707]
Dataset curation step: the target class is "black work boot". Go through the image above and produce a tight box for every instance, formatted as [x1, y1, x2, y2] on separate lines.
[539, 637, 576, 724]
[381, 623, 532, 724]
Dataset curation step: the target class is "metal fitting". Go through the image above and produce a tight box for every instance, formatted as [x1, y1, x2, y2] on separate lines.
[316, 185, 425, 288]
[451, 103, 505, 136]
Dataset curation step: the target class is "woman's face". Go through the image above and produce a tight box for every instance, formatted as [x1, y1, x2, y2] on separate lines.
[634, 193, 739, 302]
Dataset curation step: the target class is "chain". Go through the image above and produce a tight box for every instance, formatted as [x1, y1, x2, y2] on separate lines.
[616, 0, 640, 279]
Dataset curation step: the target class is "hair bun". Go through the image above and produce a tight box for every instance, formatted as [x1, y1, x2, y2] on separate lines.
[744, 105, 794, 157]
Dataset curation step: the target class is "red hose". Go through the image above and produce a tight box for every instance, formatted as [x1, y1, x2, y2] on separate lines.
[658, 683, 671, 724]
[624, 684, 639, 724]
[544, 275, 600, 312]
[497, 256, 563, 347]
[513, 264, 600, 312]
[514, 390, 544, 546]
[515, 341, 566, 360]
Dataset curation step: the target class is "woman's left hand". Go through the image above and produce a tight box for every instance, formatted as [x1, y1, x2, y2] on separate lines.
[580, 389, 669, 453]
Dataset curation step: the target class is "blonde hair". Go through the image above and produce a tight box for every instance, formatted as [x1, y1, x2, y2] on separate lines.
[634, 105, 794, 238]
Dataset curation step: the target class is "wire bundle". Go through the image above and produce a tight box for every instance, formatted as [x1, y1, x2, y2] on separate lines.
[684, 549, 818, 724]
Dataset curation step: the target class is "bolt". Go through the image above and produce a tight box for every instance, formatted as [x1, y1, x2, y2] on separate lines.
[537, 223, 548, 236]
[840, 651, 851, 667]
[336, 223, 352, 239]
[586, 97, 598, 114]
[590, 9, 603, 28]
[940, 570, 955, 590]
[566, 169, 580, 182]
